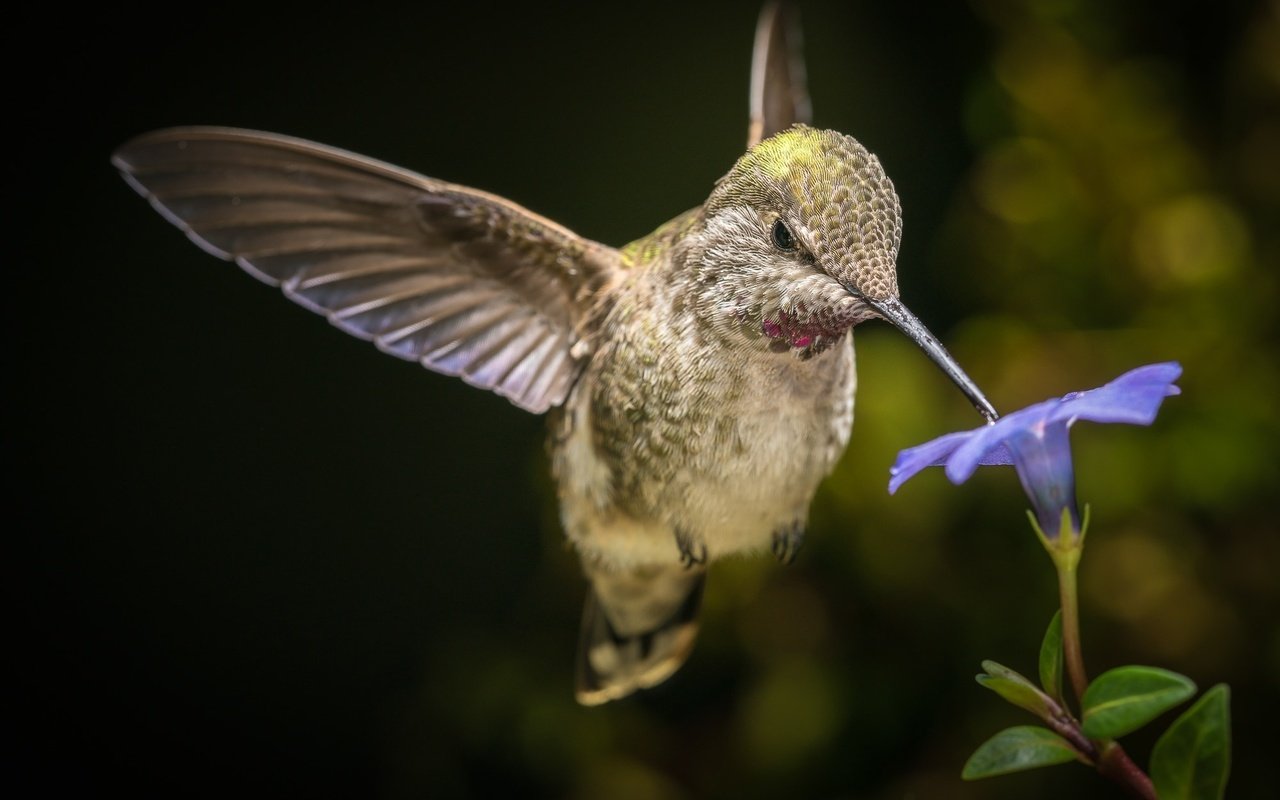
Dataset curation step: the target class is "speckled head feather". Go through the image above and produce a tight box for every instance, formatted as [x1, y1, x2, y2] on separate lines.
[708, 125, 902, 300]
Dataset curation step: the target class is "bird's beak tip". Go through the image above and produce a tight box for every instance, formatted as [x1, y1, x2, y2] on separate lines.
[863, 296, 999, 423]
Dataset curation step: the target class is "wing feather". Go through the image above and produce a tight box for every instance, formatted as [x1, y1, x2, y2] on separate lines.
[748, 2, 812, 148]
[114, 127, 621, 413]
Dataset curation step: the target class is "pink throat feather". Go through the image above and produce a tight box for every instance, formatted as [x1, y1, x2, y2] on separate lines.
[761, 308, 845, 350]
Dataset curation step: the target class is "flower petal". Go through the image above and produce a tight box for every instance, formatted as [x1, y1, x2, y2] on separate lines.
[1006, 423, 1080, 536]
[978, 443, 1016, 466]
[1050, 362, 1182, 426]
[889, 430, 972, 494]
[944, 399, 1057, 484]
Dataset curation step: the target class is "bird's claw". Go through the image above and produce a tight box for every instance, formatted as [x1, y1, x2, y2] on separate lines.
[675, 530, 707, 569]
[772, 522, 805, 565]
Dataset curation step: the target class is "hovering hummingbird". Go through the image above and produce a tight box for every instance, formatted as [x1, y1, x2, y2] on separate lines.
[113, 3, 997, 705]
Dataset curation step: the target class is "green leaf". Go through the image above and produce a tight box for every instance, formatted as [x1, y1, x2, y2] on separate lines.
[1151, 684, 1231, 800]
[1081, 666, 1196, 739]
[980, 660, 1021, 680]
[976, 660, 1053, 719]
[1039, 611, 1064, 703]
[962, 726, 1079, 779]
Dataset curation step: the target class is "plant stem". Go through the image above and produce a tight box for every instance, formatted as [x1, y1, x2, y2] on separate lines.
[1054, 553, 1089, 704]
[1098, 742, 1157, 800]
[1053, 547, 1156, 799]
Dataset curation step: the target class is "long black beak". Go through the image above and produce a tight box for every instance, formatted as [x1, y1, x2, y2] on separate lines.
[865, 296, 999, 423]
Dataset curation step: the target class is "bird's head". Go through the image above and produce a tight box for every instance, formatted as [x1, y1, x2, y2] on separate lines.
[689, 125, 997, 421]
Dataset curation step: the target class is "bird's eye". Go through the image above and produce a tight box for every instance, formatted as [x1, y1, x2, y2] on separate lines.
[771, 218, 797, 251]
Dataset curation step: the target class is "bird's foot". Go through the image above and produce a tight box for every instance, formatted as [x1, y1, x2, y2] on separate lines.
[772, 522, 805, 565]
[675, 529, 707, 569]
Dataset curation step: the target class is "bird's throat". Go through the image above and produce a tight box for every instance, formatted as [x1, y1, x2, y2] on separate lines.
[760, 308, 849, 356]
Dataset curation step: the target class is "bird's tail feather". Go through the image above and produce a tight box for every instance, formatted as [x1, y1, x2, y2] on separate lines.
[574, 564, 705, 705]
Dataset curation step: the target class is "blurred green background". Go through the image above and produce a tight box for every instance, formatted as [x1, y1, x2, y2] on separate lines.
[12, 0, 1276, 797]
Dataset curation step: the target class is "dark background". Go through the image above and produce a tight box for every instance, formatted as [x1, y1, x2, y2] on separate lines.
[11, 1, 1276, 797]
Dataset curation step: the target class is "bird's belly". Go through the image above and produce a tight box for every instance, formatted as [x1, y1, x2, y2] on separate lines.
[675, 402, 840, 553]
[555, 337, 855, 569]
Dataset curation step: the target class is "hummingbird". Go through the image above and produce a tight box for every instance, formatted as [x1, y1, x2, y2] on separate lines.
[112, 3, 997, 705]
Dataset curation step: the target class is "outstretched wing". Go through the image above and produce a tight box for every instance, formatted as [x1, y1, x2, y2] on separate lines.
[113, 127, 620, 414]
[747, 1, 812, 147]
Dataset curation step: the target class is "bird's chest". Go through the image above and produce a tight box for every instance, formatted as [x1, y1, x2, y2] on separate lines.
[562, 318, 855, 555]
[668, 339, 855, 541]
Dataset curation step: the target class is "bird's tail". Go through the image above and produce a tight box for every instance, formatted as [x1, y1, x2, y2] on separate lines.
[574, 562, 706, 705]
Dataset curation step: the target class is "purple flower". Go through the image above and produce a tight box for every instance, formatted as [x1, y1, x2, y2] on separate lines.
[889, 363, 1182, 538]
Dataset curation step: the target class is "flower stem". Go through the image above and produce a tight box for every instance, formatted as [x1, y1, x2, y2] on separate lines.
[1052, 542, 1156, 799]
[1054, 553, 1089, 704]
